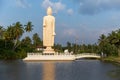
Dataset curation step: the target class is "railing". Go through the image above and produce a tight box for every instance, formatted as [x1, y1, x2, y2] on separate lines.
[76, 53, 100, 56]
[27, 53, 74, 56]
[75, 53, 101, 59]
[27, 53, 100, 56]
[24, 53, 101, 60]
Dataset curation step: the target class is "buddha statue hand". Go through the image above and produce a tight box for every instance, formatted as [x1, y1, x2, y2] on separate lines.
[53, 32, 56, 36]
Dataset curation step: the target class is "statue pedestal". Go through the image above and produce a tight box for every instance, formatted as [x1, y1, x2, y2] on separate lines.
[43, 47, 55, 54]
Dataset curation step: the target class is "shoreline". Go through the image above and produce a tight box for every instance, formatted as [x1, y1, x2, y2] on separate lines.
[101, 57, 120, 66]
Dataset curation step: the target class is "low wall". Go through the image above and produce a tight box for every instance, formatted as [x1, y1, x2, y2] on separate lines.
[23, 53, 101, 61]
[23, 54, 75, 61]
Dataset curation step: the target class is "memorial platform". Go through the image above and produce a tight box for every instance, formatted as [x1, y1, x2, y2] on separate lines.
[23, 53, 100, 61]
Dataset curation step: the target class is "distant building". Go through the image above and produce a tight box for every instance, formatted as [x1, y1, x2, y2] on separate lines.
[36, 46, 44, 51]
[64, 49, 69, 54]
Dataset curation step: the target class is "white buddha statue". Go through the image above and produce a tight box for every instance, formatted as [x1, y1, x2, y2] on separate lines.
[43, 7, 56, 54]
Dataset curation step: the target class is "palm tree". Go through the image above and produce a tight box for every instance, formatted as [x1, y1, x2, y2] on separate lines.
[117, 29, 120, 56]
[0, 26, 4, 39]
[107, 30, 120, 56]
[3, 25, 14, 40]
[13, 22, 24, 39]
[12, 22, 24, 50]
[98, 34, 107, 46]
[3, 25, 15, 48]
[98, 34, 108, 54]
[21, 36, 33, 52]
[22, 36, 32, 46]
[24, 21, 33, 32]
[32, 33, 42, 48]
[108, 31, 120, 47]
[66, 42, 72, 53]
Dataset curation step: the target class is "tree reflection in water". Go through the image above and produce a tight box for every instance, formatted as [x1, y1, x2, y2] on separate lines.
[108, 69, 120, 79]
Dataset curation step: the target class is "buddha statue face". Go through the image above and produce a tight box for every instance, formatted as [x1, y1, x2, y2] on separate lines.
[47, 7, 52, 15]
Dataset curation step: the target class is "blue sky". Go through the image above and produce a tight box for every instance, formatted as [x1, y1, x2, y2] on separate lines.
[0, 0, 120, 45]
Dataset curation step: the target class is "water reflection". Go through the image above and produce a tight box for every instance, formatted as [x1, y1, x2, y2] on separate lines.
[108, 69, 120, 79]
[0, 60, 120, 80]
[42, 62, 55, 80]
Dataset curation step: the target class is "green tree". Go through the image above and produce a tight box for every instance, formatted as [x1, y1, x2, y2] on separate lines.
[21, 36, 33, 52]
[21, 36, 32, 47]
[98, 32, 119, 56]
[24, 21, 33, 32]
[107, 30, 120, 56]
[71, 43, 77, 54]
[92, 44, 99, 53]
[4, 26, 13, 40]
[32, 33, 42, 48]
[0, 26, 4, 39]
[98, 34, 107, 46]
[108, 30, 120, 47]
[66, 42, 72, 52]
[0, 22, 31, 59]
[54, 43, 63, 53]
[4, 22, 24, 49]
[12, 22, 24, 50]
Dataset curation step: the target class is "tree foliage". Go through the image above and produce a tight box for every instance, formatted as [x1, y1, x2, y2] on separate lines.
[0, 21, 120, 59]
[98, 29, 120, 56]
[24, 21, 33, 32]
[32, 33, 42, 47]
[0, 22, 33, 60]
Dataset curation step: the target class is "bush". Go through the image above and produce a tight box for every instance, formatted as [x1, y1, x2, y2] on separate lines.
[99, 43, 118, 57]
[0, 48, 27, 60]
[16, 49, 27, 59]
[0, 50, 16, 60]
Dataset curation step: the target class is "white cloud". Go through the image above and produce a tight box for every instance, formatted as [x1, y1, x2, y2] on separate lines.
[67, 8, 73, 15]
[41, 0, 65, 13]
[73, 0, 120, 15]
[98, 27, 118, 36]
[16, 0, 31, 8]
[42, 0, 52, 8]
[63, 29, 77, 37]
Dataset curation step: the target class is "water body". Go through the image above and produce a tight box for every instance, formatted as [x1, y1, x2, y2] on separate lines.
[0, 60, 120, 80]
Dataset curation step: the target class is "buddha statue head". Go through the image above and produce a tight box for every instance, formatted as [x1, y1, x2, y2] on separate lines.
[47, 7, 52, 15]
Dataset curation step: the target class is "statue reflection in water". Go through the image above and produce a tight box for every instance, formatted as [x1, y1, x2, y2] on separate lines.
[42, 62, 55, 80]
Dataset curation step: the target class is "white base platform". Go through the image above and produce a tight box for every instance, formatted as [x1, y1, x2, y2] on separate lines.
[23, 53, 101, 61]
[23, 55, 75, 61]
